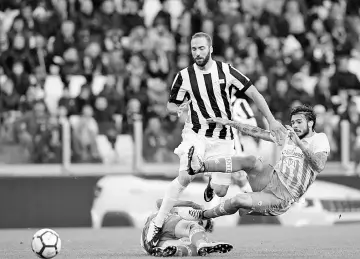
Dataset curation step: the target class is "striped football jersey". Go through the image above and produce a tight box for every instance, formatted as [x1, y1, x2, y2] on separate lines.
[169, 60, 253, 140]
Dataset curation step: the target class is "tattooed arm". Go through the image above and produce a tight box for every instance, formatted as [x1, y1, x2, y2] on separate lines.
[207, 117, 275, 142]
[285, 126, 328, 172]
[298, 144, 328, 172]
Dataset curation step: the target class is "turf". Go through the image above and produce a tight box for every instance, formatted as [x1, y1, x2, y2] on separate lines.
[1, 225, 360, 259]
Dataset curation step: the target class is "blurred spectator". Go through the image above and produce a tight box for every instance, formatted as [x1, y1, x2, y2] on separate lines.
[82, 42, 105, 75]
[7, 15, 31, 43]
[13, 101, 50, 162]
[313, 69, 333, 111]
[58, 87, 76, 116]
[9, 61, 30, 97]
[72, 104, 101, 163]
[152, 0, 172, 32]
[60, 47, 83, 75]
[75, 0, 101, 37]
[143, 114, 172, 163]
[101, 127, 122, 164]
[93, 96, 115, 134]
[1, 33, 34, 75]
[260, 0, 289, 38]
[288, 72, 313, 106]
[330, 55, 360, 97]
[94, 0, 122, 32]
[0, 78, 21, 143]
[124, 74, 148, 111]
[52, 20, 76, 57]
[97, 75, 125, 131]
[33, 0, 62, 38]
[0, 77, 21, 112]
[121, 0, 145, 36]
[270, 78, 292, 122]
[284, 0, 306, 45]
[122, 98, 142, 135]
[340, 101, 360, 164]
[74, 84, 95, 114]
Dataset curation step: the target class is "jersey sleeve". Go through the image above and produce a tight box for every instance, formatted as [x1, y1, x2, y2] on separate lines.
[312, 133, 331, 155]
[168, 72, 187, 104]
[228, 64, 253, 93]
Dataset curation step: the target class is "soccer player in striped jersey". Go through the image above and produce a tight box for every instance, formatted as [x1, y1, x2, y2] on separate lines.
[146, 32, 286, 247]
[187, 105, 330, 218]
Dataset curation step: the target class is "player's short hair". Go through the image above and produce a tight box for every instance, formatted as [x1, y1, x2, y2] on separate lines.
[191, 32, 212, 46]
[290, 104, 316, 130]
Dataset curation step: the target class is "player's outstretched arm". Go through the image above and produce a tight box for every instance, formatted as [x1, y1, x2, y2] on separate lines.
[207, 117, 274, 142]
[156, 199, 203, 209]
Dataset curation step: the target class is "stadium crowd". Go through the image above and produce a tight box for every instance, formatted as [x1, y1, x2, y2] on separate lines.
[0, 0, 359, 165]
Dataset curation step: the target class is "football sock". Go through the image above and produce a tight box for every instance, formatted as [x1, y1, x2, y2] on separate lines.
[189, 225, 209, 248]
[154, 177, 185, 227]
[203, 199, 238, 219]
[174, 244, 197, 256]
[203, 156, 256, 173]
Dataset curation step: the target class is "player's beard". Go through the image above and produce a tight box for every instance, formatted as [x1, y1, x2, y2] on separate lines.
[194, 50, 210, 67]
[297, 126, 310, 139]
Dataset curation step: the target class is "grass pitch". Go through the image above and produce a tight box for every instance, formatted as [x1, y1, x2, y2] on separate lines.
[1, 225, 360, 259]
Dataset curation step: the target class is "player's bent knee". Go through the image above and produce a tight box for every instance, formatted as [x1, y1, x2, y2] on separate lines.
[246, 155, 257, 168]
[231, 194, 253, 209]
[189, 222, 205, 240]
[212, 185, 229, 197]
[245, 156, 264, 176]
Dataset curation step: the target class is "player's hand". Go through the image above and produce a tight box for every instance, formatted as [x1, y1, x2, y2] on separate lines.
[177, 100, 191, 117]
[269, 120, 287, 145]
[206, 117, 230, 125]
[285, 125, 301, 146]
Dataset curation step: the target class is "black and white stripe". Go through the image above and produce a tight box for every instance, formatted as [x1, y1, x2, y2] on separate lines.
[169, 61, 252, 140]
[231, 96, 256, 124]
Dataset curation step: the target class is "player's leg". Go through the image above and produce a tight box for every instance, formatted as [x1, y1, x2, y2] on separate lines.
[190, 148, 272, 192]
[147, 172, 194, 246]
[196, 155, 258, 174]
[194, 191, 284, 219]
[204, 139, 236, 199]
[151, 215, 207, 256]
[174, 220, 233, 256]
[147, 133, 206, 246]
[210, 172, 230, 197]
[232, 170, 253, 193]
[158, 239, 198, 257]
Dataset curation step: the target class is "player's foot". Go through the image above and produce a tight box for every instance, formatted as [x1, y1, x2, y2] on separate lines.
[188, 209, 206, 220]
[203, 177, 214, 202]
[197, 242, 233, 256]
[187, 146, 204, 175]
[146, 220, 162, 248]
[151, 246, 177, 257]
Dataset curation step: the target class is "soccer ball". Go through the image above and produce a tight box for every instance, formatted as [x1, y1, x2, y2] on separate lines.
[31, 229, 61, 258]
